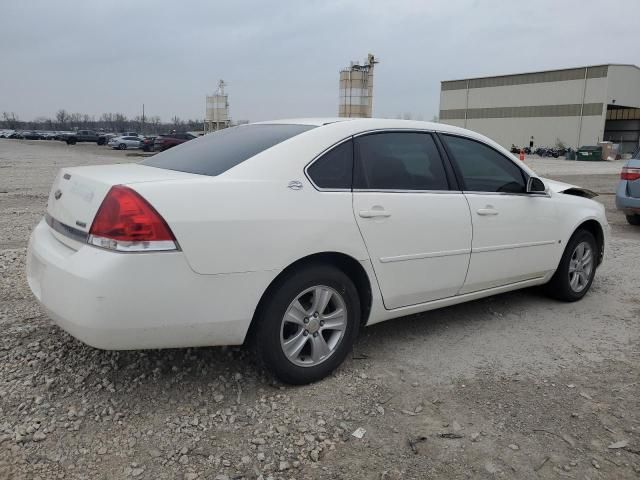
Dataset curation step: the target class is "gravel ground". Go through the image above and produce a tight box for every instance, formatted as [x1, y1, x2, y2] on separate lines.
[1, 139, 639, 479]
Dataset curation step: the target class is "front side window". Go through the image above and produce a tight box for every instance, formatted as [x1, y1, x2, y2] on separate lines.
[442, 135, 526, 193]
[354, 132, 449, 190]
[307, 140, 353, 189]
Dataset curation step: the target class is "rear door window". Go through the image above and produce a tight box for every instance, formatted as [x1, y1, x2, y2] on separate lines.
[354, 132, 450, 190]
[142, 124, 315, 176]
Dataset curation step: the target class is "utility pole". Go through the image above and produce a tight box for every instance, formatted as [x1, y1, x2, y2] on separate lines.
[142, 104, 145, 134]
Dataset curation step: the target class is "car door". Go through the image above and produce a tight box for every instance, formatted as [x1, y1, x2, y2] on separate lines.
[440, 133, 563, 293]
[352, 131, 472, 309]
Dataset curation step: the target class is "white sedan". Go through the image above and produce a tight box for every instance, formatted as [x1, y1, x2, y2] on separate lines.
[27, 119, 608, 384]
[108, 135, 141, 150]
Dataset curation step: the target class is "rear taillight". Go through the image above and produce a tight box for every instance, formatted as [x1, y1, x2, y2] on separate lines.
[621, 167, 640, 181]
[88, 185, 178, 252]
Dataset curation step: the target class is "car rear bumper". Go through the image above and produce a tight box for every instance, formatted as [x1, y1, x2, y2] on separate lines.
[26, 219, 277, 350]
[616, 181, 640, 214]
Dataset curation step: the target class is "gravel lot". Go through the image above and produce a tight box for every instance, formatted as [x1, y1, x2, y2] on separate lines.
[1, 139, 639, 479]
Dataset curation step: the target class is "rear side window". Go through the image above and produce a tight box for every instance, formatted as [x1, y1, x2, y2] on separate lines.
[142, 124, 315, 176]
[307, 140, 353, 189]
[354, 132, 449, 190]
[442, 135, 526, 193]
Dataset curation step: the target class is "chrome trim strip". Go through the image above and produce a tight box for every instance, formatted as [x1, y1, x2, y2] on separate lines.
[354, 189, 461, 194]
[463, 191, 551, 198]
[472, 240, 557, 253]
[44, 213, 88, 243]
[380, 248, 471, 263]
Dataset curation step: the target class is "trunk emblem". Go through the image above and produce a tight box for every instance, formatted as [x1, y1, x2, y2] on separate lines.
[54, 189, 63, 200]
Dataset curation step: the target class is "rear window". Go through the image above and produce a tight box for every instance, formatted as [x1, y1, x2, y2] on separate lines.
[142, 124, 316, 176]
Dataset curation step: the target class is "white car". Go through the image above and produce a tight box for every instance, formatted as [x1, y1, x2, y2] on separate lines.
[27, 119, 608, 384]
[108, 135, 142, 150]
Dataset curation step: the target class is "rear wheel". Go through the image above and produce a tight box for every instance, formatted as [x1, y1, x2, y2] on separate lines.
[253, 264, 360, 384]
[66, 138, 76, 145]
[626, 214, 640, 226]
[545, 229, 597, 301]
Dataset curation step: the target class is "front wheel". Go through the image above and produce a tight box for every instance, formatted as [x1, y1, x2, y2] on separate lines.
[118, 143, 127, 150]
[626, 214, 640, 226]
[545, 229, 597, 301]
[253, 264, 360, 384]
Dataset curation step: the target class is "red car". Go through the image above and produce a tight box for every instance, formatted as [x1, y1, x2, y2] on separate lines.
[153, 132, 197, 152]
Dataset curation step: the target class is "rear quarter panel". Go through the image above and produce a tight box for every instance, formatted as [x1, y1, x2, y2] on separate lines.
[132, 178, 370, 275]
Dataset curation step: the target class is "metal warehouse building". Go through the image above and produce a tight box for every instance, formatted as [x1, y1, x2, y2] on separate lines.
[439, 64, 640, 153]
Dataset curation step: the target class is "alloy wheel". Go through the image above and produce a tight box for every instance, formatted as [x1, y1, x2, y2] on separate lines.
[280, 285, 347, 367]
[568, 241, 593, 293]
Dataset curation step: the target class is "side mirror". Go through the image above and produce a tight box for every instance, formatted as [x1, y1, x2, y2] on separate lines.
[526, 176, 546, 194]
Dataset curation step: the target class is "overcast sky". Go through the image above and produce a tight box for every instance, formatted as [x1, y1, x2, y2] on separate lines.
[1, 0, 639, 123]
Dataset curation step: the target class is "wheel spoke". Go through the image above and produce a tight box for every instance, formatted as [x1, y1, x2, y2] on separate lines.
[581, 251, 592, 268]
[575, 243, 585, 259]
[320, 308, 346, 331]
[310, 334, 331, 362]
[285, 300, 307, 326]
[570, 273, 580, 290]
[311, 287, 332, 315]
[283, 330, 308, 360]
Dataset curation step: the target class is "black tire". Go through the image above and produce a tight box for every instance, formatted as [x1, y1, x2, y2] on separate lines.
[97, 138, 105, 145]
[252, 264, 360, 385]
[545, 229, 597, 302]
[626, 214, 640, 226]
[66, 138, 76, 145]
[118, 143, 127, 150]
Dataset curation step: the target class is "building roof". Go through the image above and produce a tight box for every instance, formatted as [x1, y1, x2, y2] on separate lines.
[442, 63, 640, 84]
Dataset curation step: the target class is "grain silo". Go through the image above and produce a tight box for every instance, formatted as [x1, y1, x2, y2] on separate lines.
[339, 54, 379, 118]
[205, 80, 230, 133]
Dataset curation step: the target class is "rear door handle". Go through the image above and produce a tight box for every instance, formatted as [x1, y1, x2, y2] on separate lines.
[476, 208, 498, 216]
[359, 209, 391, 218]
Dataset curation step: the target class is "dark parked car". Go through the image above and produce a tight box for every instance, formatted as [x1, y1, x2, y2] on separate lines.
[58, 130, 100, 145]
[22, 131, 44, 140]
[153, 132, 196, 152]
[140, 136, 156, 152]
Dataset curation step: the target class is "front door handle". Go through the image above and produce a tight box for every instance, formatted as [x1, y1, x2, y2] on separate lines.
[359, 209, 391, 218]
[477, 208, 498, 216]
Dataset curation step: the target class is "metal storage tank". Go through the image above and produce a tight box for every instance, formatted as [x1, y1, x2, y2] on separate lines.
[205, 80, 230, 133]
[339, 54, 379, 118]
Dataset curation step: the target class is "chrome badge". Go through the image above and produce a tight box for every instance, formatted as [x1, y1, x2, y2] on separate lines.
[287, 180, 303, 191]
[54, 189, 63, 200]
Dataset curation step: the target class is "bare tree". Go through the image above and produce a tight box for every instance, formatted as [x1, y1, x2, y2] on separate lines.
[56, 109, 69, 129]
[114, 113, 128, 132]
[2, 112, 21, 129]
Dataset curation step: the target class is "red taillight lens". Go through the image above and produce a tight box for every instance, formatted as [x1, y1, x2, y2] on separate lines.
[621, 167, 640, 181]
[88, 185, 177, 252]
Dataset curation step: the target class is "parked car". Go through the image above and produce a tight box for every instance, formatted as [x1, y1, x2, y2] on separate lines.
[22, 131, 44, 140]
[27, 119, 608, 384]
[108, 136, 142, 150]
[98, 133, 117, 145]
[140, 136, 156, 152]
[0, 129, 15, 138]
[615, 147, 640, 225]
[58, 130, 101, 145]
[153, 132, 196, 152]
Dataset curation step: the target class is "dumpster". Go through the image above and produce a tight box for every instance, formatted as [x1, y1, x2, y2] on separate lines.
[576, 146, 602, 161]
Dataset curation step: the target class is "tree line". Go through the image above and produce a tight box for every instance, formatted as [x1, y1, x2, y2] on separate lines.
[1, 110, 205, 134]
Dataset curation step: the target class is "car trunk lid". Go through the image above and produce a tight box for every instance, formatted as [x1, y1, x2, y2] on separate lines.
[46, 163, 199, 249]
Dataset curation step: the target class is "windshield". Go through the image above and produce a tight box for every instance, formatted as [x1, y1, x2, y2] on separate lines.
[142, 124, 315, 176]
